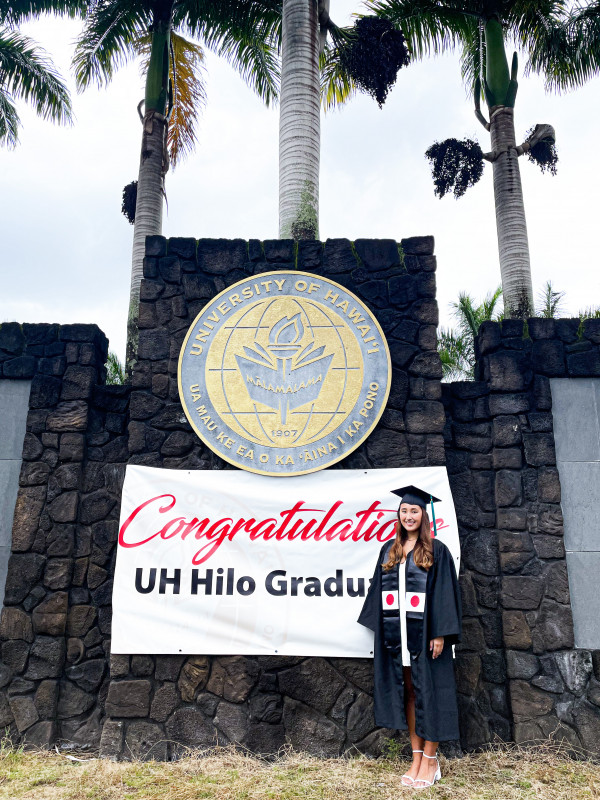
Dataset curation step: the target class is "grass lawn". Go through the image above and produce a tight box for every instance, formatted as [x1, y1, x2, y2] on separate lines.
[0, 740, 597, 800]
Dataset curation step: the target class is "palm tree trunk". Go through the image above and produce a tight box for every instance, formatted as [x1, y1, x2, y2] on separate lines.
[484, 17, 533, 318]
[126, 112, 168, 371]
[126, 10, 172, 373]
[489, 106, 533, 318]
[279, 0, 320, 240]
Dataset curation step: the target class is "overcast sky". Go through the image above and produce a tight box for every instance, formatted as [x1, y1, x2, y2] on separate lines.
[2, 4, 599, 361]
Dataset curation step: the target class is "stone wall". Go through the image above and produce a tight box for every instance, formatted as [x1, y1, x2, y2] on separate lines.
[1, 237, 450, 758]
[1, 245, 599, 759]
[443, 317, 600, 755]
[100, 235, 445, 760]
[0, 321, 115, 747]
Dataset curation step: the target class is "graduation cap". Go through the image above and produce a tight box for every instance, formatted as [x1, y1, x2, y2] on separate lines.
[391, 485, 441, 537]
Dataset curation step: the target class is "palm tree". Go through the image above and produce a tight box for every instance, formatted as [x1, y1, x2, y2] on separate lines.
[368, 0, 566, 318]
[0, 0, 84, 147]
[439, 287, 503, 380]
[74, 0, 282, 371]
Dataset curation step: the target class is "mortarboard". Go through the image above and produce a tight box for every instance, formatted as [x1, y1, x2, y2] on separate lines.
[391, 485, 441, 537]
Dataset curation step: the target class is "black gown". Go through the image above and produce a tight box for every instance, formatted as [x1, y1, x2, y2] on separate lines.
[357, 538, 462, 742]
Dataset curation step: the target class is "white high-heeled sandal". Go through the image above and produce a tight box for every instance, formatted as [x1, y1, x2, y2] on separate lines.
[401, 750, 423, 786]
[413, 753, 441, 789]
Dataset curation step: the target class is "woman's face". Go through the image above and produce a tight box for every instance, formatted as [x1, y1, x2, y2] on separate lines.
[399, 503, 423, 535]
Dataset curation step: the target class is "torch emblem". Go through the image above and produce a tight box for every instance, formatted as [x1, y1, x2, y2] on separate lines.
[235, 312, 333, 425]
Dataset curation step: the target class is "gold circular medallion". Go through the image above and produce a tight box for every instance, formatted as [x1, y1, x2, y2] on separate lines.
[178, 271, 391, 476]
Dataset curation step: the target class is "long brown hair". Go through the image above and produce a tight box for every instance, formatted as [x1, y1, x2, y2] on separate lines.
[382, 507, 434, 571]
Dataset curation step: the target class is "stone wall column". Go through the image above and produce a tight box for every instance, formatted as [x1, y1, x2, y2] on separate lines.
[474, 318, 599, 753]
[102, 234, 447, 760]
[0, 324, 108, 746]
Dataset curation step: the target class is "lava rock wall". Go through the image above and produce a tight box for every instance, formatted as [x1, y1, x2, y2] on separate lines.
[443, 317, 600, 755]
[100, 235, 445, 759]
[1, 239, 599, 759]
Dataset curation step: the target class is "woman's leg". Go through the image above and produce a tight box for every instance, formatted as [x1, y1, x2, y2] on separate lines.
[402, 666, 424, 783]
[414, 740, 440, 787]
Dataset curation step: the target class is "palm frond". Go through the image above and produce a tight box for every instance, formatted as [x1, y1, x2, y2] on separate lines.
[0, 27, 72, 128]
[0, 89, 19, 147]
[480, 286, 503, 322]
[536, 280, 565, 318]
[365, 0, 476, 60]
[526, 1, 600, 90]
[138, 30, 207, 166]
[506, 0, 568, 56]
[452, 292, 480, 340]
[175, 0, 281, 105]
[438, 327, 473, 381]
[0, 0, 87, 24]
[72, 0, 149, 91]
[452, 286, 503, 340]
[459, 19, 484, 92]
[441, 285, 503, 381]
[105, 351, 125, 384]
[320, 40, 356, 111]
[167, 31, 206, 165]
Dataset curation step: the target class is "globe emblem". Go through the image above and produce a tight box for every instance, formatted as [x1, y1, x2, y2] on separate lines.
[178, 270, 391, 476]
[206, 296, 364, 449]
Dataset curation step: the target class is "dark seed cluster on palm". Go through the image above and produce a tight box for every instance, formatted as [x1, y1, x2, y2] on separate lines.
[425, 138, 484, 199]
[338, 17, 410, 107]
[121, 180, 137, 225]
[525, 126, 558, 175]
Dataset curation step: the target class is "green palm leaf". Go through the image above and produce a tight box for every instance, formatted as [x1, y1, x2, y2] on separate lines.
[0, 0, 87, 24]
[529, 1, 600, 90]
[366, 0, 476, 60]
[0, 88, 19, 147]
[439, 286, 503, 381]
[506, 0, 567, 52]
[452, 286, 503, 339]
[73, 0, 149, 91]
[175, 0, 281, 106]
[459, 19, 484, 90]
[320, 36, 356, 111]
[0, 27, 72, 146]
[438, 327, 473, 380]
[481, 286, 503, 321]
[536, 280, 565, 318]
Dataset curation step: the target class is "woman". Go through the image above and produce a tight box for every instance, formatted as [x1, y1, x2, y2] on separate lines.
[358, 485, 461, 789]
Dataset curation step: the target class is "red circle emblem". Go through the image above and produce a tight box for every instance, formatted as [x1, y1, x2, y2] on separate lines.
[410, 595, 420, 608]
[385, 593, 395, 606]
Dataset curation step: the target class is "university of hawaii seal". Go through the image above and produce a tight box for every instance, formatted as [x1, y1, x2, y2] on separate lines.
[178, 271, 391, 476]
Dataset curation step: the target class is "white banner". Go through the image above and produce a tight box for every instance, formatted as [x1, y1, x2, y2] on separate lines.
[112, 466, 460, 657]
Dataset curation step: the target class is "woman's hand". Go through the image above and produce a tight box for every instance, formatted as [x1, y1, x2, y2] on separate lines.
[429, 637, 444, 659]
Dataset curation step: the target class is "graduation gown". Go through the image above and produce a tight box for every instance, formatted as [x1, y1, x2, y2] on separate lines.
[358, 538, 462, 742]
